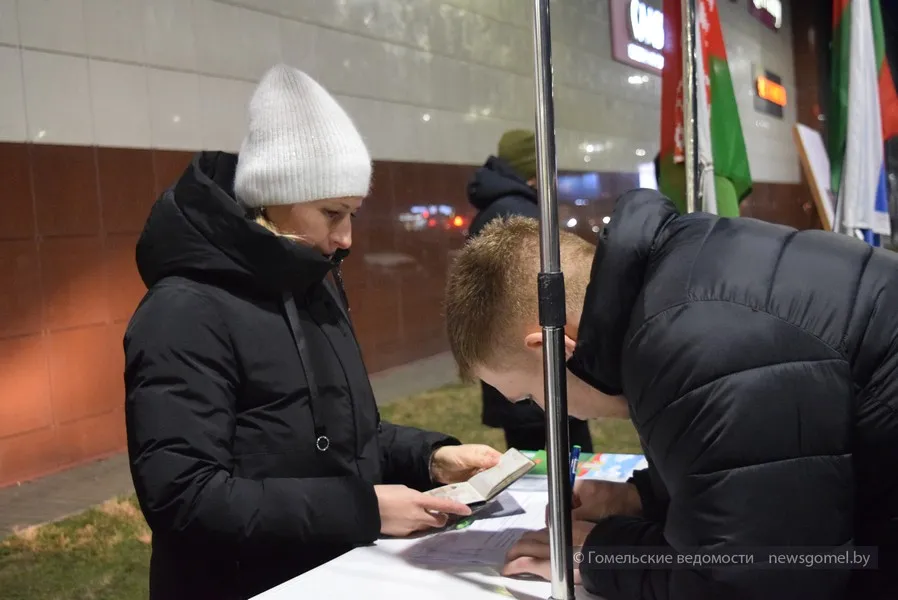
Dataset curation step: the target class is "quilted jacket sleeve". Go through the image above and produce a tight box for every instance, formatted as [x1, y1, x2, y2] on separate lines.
[378, 421, 460, 491]
[125, 285, 382, 551]
[626, 460, 668, 525]
[579, 302, 856, 600]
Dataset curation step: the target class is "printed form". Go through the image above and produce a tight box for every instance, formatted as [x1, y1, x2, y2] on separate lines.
[400, 491, 547, 567]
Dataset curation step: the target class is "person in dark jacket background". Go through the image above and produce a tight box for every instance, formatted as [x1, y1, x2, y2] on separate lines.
[444, 189, 898, 599]
[124, 64, 501, 600]
[466, 129, 593, 453]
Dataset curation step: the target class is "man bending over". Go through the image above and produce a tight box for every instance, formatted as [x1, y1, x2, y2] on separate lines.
[443, 189, 897, 600]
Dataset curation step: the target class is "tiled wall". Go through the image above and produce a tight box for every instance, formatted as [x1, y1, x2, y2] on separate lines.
[0, 0, 805, 486]
[0, 0, 798, 175]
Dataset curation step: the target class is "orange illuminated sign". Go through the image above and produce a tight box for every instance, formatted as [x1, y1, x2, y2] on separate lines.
[756, 76, 787, 107]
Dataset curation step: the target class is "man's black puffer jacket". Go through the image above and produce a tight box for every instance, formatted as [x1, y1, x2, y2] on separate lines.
[568, 189, 898, 600]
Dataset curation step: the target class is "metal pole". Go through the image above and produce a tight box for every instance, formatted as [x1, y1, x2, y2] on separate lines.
[833, 179, 844, 234]
[531, 1, 574, 599]
[682, 0, 700, 212]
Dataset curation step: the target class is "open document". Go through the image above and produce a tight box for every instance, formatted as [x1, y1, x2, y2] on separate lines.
[424, 448, 535, 505]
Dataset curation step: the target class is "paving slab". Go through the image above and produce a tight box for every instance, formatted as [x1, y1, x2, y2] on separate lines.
[0, 453, 134, 538]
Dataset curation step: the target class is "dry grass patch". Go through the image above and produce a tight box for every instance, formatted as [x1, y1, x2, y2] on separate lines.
[0, 495, 152, 599]
[98, 498, 140, 519]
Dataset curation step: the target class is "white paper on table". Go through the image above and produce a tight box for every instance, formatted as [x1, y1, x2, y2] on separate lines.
[509, 475, 549, 492]
[399, 492, 547, 568]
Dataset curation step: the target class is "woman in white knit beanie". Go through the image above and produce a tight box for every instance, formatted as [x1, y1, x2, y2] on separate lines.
[233, 64, 373, 254]
[124, 64, 501, 600]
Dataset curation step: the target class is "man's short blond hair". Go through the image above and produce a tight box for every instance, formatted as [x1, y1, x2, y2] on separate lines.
[445, 216, 596, 381]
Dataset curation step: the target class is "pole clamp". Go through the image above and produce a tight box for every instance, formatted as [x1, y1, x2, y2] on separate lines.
[538, 272, 567, 328]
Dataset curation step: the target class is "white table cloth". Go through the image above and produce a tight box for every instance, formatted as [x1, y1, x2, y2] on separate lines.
[252, 478, 605, 600]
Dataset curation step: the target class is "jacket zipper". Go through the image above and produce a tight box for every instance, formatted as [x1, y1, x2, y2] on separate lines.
[329, 260, 366, 465]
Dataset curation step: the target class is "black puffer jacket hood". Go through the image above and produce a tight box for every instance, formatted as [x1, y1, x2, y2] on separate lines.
[135, 151, 336, 296]
[467, 156, 536, 211]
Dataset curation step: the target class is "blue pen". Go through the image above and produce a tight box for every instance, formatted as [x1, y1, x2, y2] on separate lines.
[569, 444, 581, 488]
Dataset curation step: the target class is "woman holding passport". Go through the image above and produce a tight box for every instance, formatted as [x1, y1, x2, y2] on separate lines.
[123, 64, 501, 600]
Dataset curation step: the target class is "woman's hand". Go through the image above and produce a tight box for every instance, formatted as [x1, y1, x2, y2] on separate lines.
[374, 485, 472, 536]
[501, 520, 596, 582]
[429, 444, 502, 484]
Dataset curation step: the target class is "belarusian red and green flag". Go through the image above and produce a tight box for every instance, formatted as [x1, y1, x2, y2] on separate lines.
[828, 0, 897, 245]
[659, 0, 752, 216]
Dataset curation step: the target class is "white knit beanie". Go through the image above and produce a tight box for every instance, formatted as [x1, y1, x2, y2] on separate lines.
[234, 64, 372, 207]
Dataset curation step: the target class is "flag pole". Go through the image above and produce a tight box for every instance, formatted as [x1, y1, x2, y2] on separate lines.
[531, 0, 575, 598]
[682, 0, 700, 212]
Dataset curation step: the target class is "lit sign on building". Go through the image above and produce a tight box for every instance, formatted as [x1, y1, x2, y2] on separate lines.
[610, 0, 665, 75]
[398, 205, 466, 231]
[753, 65, 786, 118]
[749, 0, 782, 31]
[756, 76, 787, 107]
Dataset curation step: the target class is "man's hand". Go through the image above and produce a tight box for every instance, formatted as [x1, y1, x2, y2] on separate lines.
[374, 485, 472, 537]
[574, 480, 641, 522]
[502, 520, 596, 582]
[429, 444, 502, 484]
[545, 480, 642, 524]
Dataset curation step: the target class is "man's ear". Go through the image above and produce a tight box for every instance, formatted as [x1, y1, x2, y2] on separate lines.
[526, 331, 577, 359]
[524, 331, 542, 351]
